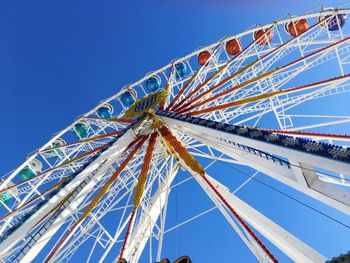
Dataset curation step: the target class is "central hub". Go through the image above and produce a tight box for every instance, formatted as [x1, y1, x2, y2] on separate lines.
[123, 90, 166, 118]
[132, 113, 164, 136]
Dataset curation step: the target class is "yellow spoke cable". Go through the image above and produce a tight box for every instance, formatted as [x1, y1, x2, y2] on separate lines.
[118, 132, 158, 260]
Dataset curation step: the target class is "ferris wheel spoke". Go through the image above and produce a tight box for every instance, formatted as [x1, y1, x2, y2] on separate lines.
[158, 111, 350, 215]
[84, 116, 135, 124]
[166, 44, 222, 111]
[224, 72, 348, 123]
[45, 136, 169, 263]
[283, 115, 350, 132]
[76, 150, 177, 262]
[42, 136, 148, 263]
[170, 59, 232, 112]
[0, 156, 97, 223]
[53, 220, 104, 263]
[0, 177, 71, 229]
[155, 124, 279, 262]
[54, 176, 137, 263]
[118, 133, 158, 260]
[172, 53, 262, 113]
[2, 131, 120, 199]
[82, 119, 128, 136]
[229, 82, 350, 129]
[193, 58, 350, 129]
[41, 130, 123, 156]
[216, 60, 349, 111]
[194, 172, 327, 262]
[9, 128, 131, 209]
[197, 53, 346, 121]
[159, 64, 178, 111]
[32, 148, 145, 263]
[189, 73, 350, 118]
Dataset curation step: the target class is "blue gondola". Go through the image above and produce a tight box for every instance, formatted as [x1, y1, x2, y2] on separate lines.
[120, 91, 135, 107]
[328, 14, 347, 31]
[74, 122, 89, 138]
[175, 62, 187, 79]
[0, 192, 11, 206]
[145, 75, 161, 92]
[18, 166, 36, 180]
[97, 104, 113, 118]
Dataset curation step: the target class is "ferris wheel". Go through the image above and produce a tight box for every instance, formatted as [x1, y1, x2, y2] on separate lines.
[2, 5, 350, 263]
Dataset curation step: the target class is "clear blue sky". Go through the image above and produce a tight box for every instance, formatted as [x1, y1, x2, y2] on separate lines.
[1, 0, 350, 262]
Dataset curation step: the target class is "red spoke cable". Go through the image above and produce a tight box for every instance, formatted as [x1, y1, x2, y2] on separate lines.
[171, 25, 275, 112]
[166, 44, 221, 111]
[202, 175, 278, 263]
[171, 61, 230, 112]
[176, 69, 277, 114]
[188, 73, 350, 116]
[167, 70, 202, 111]
[175, 19, 341, 114]
[119, 209, 136, 260]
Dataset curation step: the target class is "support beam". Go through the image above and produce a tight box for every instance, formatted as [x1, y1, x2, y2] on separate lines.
[158, 112, 350, 216]
[159, 114, 350, 176]
[195, 173, 327, 263]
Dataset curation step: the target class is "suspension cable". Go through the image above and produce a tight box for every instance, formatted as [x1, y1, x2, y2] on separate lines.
[188, 73, 350, 116]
